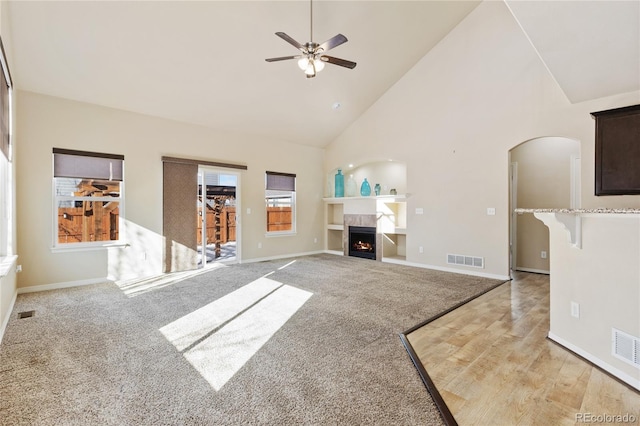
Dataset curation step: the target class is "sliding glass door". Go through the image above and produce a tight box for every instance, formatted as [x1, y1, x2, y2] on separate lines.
[197, 167, 239, 267]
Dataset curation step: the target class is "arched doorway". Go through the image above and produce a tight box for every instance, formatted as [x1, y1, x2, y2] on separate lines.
[509, 137, 580, 274]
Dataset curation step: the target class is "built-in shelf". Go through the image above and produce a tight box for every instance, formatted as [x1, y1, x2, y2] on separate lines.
[382, 255, 407, 264]
[324, 194, 408, 262]
[380, 227, 406, 235]
[323, 194, 408, 203]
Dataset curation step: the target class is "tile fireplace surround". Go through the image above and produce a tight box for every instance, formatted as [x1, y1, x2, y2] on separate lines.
[343, 214, 382, 261]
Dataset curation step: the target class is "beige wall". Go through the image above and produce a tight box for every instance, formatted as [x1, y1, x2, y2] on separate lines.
[16, 91, 325, 289]
[324, 0, 640, 278]
[538, 213, 640, 389]
[511, 137, 580, 272]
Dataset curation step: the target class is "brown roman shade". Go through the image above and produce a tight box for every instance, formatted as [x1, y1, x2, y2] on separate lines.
[53, 148, 124, 181]
[266, 171, 296, 191]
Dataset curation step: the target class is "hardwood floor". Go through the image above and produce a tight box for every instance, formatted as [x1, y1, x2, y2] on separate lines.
[406, 272, 640, 425]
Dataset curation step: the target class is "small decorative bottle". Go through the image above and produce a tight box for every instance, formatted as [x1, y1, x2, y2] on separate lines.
[346, 174, 357, 197]
[374, 183, 381, 196]
[334, 169, 344, 198]
[360, 178, 371, 196]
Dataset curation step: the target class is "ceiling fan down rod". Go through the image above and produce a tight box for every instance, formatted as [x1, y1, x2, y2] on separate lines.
[310, 0, 313, 42]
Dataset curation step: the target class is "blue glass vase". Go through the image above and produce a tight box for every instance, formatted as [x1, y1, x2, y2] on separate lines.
[360, 178, 371, 196]
[334, 169, 344, 198]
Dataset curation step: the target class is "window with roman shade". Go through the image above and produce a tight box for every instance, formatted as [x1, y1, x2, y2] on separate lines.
[53, 148, 124, 247]
[265, 171, 296, 234]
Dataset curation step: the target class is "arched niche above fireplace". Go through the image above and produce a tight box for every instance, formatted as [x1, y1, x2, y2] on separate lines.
[326, 160, 407, 198]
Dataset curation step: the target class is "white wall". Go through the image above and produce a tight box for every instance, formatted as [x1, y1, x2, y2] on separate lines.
[511, 137, 580, 272]
[324, 0, 640, 278]
[16, 91, 325, 289]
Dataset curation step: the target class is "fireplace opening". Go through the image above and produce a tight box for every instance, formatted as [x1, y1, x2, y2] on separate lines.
[349, 226, 376, 260]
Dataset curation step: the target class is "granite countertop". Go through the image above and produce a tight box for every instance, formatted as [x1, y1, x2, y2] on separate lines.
[515, 208, 640, 214]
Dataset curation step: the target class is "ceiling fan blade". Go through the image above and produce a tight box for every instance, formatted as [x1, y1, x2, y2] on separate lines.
[275, 32, 305, 52]
[321, 55, 357, 69]
[317, 34, 348, 53]
[265, 55, 302, 62]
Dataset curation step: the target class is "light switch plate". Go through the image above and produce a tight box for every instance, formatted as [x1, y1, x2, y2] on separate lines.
[415, 208, 424, 215]
[571, 301, 580, 318]
[487, 208, 496, 215]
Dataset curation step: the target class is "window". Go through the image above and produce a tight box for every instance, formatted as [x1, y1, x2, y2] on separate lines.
[0, 153, 9, 257]
[53, 148, 124, 247]
[0, 36, 12, 258]
[265, 171, 295, 234]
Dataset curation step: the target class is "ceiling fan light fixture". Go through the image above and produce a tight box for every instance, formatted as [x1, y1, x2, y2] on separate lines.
[298, 57, 309, 70]
[265, 0, 356, 78]
[304, 61, 316, 77]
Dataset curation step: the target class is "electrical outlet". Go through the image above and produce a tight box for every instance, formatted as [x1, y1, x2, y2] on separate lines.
[16, 264, 22, 273]
[247, 207, 251, 214]
[419, 246, 424, 253]
[258, 242, 262, 249]
[571, 301, 580, 318]
[487, 207, 496, 215]
[541, 251, 547, 259]
[314, 238, 318, 243]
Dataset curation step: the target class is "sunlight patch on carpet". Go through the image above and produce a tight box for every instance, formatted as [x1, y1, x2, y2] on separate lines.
[160, 276, 312, 390]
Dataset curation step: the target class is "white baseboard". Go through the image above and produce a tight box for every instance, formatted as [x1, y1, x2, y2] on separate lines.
[0, 289, 17, 345]
[548, 332, 640, 391]
[17, 277, 110, 294]
[322, 250, 510, 281]
[392, 259, 511, 281]
[515, 267, 550, 275]
[241, 250, 326, 264]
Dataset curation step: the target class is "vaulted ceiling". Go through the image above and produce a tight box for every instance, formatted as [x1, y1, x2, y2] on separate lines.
[5, 1, 639, 148]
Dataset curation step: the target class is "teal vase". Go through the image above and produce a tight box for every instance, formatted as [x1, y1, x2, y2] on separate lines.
[335, 169, 344, 198]
[360, 178, 371, 196]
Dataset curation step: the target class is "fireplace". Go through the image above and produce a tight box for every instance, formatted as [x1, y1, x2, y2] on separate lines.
[349, 226, 376, 260]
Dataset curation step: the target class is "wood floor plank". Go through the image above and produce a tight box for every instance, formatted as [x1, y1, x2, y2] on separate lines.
[407, 272, 640, 425]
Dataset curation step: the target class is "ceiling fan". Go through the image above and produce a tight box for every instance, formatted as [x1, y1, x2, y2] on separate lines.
[265, 0, 356, 78]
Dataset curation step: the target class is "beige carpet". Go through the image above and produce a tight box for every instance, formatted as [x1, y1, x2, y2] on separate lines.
[0, 254, 505, 425]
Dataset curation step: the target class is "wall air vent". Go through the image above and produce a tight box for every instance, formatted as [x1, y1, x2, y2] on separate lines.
[447, 253, 484, 269]
[612, 328, 640, 369]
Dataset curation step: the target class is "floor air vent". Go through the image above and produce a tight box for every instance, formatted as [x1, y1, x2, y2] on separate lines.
[447, 254, 484, 268]
[17, 310, 35, 319]
[612, 328, 640, 369]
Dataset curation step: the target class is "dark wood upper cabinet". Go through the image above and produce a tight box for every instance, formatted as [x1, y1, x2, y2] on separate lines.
[591, 104, 640, 196]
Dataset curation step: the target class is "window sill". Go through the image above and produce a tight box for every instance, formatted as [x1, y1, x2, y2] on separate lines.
[0, 255, 18, 277]
[265, 232, 297, 238]
[51, 242, 129, 253]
